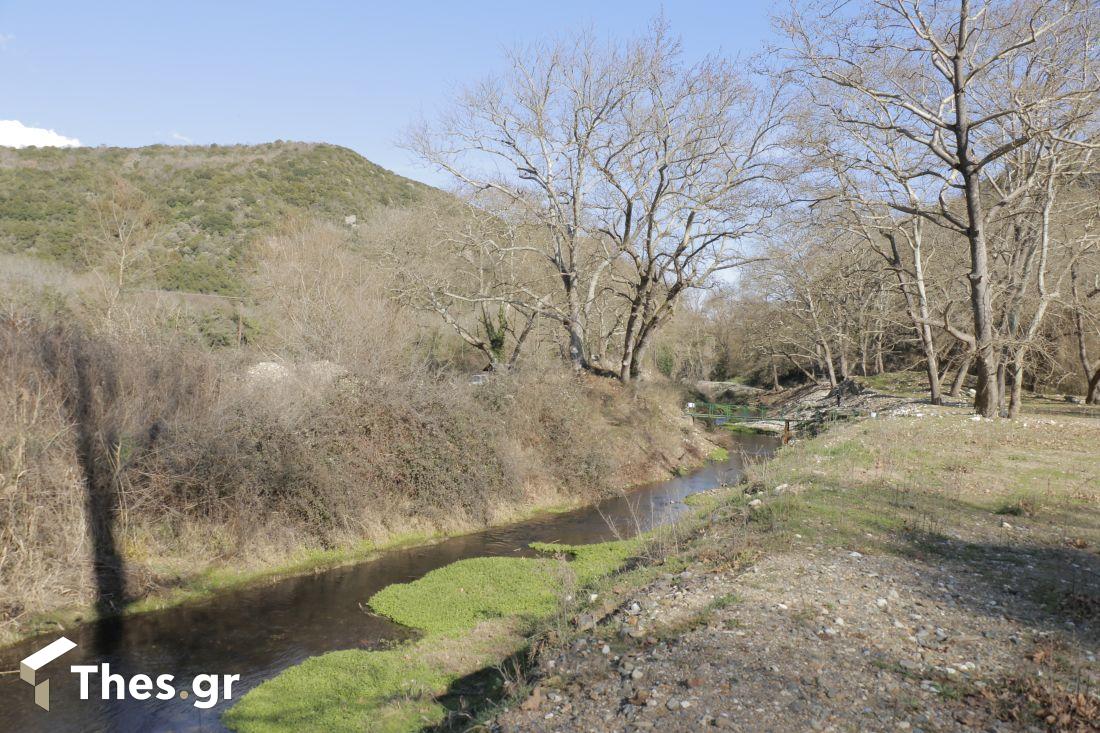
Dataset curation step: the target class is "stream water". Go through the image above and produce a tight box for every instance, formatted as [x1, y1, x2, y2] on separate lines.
[0, 434, 777, 732]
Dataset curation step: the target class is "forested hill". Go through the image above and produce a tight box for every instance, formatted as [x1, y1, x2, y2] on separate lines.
[0, 142, 433, 294]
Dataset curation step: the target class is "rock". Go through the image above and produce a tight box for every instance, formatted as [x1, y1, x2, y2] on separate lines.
[667, 697, 681, 711]
[686, 676, 705, 688]
[245, 361, 291, 385]
[344, 214, 357, 225]
[875, 598, 888, 609]
[749, 499, 763, 508]
[631, 668, 645, 681]
[601, 644, 611, 655]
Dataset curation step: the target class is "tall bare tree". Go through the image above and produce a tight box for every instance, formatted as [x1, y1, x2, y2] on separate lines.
[409, 21, 786, 380]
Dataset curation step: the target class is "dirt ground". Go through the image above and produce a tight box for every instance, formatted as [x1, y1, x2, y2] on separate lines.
[490, 408, 1100, 733]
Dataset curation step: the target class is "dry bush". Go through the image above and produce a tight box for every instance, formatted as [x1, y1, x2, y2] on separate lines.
[0, 218, 693, 641]
[252, 218, 435, 378]
[0, 317, 89, 631]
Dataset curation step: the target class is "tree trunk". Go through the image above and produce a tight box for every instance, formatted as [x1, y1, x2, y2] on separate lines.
[772, 360, 780, 391]
[996, 361, 1007, 416]
[886, 229, 942, 404]
[1007, 355, 1024, 419]
[951, 33, 1001, 417]
[818, 342, 837, 387]
[950, 352, 972, 398]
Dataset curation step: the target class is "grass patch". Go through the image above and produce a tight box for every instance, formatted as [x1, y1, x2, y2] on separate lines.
[369, 557, 563, 638]
[225, 539, 638, 732]
[708, 446, 730, 462]
[222, 649, 449, 733]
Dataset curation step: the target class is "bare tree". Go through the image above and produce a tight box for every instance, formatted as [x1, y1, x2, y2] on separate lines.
[409, 21, 786, 380]
[82, 179, 160, 326]
[1070, 241, 1100, 403]
[781, 0, 1099, 416]
[383, 201, 542, 371]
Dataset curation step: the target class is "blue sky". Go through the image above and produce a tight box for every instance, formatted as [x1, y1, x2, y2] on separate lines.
[0, 1, 779, 184]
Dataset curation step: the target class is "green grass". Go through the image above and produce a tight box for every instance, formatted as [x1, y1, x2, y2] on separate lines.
[225, 539, 638, 732]
[708, 446, 730, 462]
[222, 650, 449, 733]
[369, 557, 564, 638]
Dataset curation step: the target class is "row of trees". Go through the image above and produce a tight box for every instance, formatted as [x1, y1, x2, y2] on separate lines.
[392, 2, 1098, 415]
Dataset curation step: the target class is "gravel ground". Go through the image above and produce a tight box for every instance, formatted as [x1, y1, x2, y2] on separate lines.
[492, 513, 1099, 732]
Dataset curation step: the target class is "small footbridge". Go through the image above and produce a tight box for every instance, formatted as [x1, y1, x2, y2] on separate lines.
[684, 401, 864, 442]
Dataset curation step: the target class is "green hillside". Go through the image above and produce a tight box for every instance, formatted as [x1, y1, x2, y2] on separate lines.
[0, 142, 432, 294]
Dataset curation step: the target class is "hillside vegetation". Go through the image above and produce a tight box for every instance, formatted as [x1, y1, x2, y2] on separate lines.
[0, 142, 431, 294]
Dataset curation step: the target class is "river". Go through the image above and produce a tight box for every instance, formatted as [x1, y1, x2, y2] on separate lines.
[0, 433, 777, 732]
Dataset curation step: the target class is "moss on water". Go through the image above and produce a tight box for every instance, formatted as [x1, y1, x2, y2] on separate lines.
[224, 539, 638, 733]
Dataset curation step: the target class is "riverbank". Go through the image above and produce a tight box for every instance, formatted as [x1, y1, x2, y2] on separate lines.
[2, 354, 726, 649]
[3, 411, 719, 651]
[491, 407, 1100, 732]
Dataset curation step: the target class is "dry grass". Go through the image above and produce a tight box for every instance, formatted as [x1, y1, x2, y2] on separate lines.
[0, 310, 690, 645]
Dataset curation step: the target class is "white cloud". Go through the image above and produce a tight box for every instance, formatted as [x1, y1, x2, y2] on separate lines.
[0, 33, 14, 48]
[0, 120, 81, 149]
[171, 131, 193, 144]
